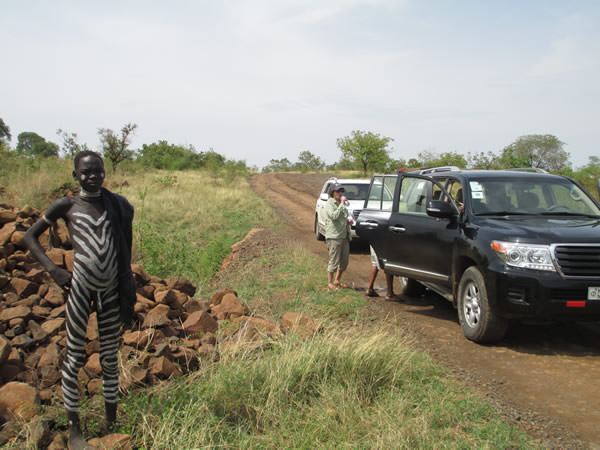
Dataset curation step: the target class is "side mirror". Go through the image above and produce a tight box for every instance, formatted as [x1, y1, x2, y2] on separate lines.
[426, 200, 457, 219]
[320, 193, 329, 201]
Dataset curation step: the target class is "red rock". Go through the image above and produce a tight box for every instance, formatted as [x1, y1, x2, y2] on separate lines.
[18, 205, 36, 218]
[165, 277, 196, 296]
[29, 319, 49, 342]
[41, 318, 65, 336]
[44, 286, 65, 307]
[8, 317, 24, 328]
[149, 356, 182, 379]
[210, 288, 237, 306]
[37, 283, 49, 298]
[0, 382, 40, 421]
[136, 292, 155, 307]
[182, 310, 218, 336]
[39, 389, 54, 404]
[131, 263, 151, 285]
[0, 222, 17, 246]
[0, 273, 9, 289]
[24, 268, 47, 284]
[200, 332, 217, 346]
[10, 277, 38, 298]
[38, 343, 60, 369]
[86, 312, 99, 340]
[39, 365, 61, 388]
[64, 250, 74, 271]
[134, 302, 148, 314]
[0, 363, 21, 382]
[142, 304, 171, 328]
[197, 344, 217, 360]
[32, 305, 51, 319]
[88, 433, 131, 450]
[154, 289, 178, 305]
[137, 284, 155, 300]
[9, 230, 26, 248]
[55, 222, 71, 247]
[87, 378, 103, 395]
[0, 208, 17, 224]
[47, 432, 67, 449]
[184, 299, 209, 314]
[85, 340, 100, 356]
[84, 353, 102, 377]
[0, 305, 31, 321]
[281, 312, 322, 338]
[121, 329, 155, 348]
[236, 316, 282, 338]
[212, 293, 246, 319]
[49, 304, 66, 318]
[46, 248, 65, 267]
[0, 336, 11, 365]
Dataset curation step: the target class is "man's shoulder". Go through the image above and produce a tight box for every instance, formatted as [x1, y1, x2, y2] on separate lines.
[102, 189, 133, 212]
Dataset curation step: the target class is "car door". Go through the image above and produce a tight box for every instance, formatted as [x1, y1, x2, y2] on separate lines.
[382, 174, 459, 285]
[317, 181, 332, 232]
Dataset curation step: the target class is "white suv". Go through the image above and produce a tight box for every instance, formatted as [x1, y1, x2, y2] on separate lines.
[314, 177, 371, 241]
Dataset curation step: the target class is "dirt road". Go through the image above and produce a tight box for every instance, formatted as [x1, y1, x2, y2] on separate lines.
[252, 172, 600, 446]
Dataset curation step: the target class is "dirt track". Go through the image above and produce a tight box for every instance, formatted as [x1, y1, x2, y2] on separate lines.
[252, 172, 600, 447]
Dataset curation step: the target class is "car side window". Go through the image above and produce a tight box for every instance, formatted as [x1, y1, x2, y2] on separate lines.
[366, 176, 384, 209]
[382, 176, 397, 211]
[398, 178, 430, 214]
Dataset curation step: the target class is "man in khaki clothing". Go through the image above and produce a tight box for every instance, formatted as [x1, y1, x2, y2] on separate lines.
[325, 183, 352, 290]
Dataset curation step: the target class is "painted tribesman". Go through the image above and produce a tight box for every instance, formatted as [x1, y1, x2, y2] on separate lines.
[24, 151, 136, 449]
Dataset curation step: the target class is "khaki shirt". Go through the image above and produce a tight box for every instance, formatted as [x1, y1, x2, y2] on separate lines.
[325, 197, 350, 240]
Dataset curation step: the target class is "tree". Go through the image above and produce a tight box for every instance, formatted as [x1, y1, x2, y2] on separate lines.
[16, 131, 46, 155]
[413, 150, 467, 168]
[500, 134, 570, 172]
[31, 141, 59, 158]
[0, 118, 11, 143]
[263, 158, 293, 172]
[294, 151, 325, 172]
[467, 151, 501, 169]
[57, 129, 90, 157]
[336, 130, 393, 175]
[98, 123, 138, 172]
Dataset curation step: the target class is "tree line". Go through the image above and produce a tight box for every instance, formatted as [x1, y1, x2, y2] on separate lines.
[0, 118, 247, 173]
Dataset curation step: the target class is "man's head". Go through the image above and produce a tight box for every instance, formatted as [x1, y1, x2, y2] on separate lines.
[73, 151, 105, 193]
[330, 183, 345, 200]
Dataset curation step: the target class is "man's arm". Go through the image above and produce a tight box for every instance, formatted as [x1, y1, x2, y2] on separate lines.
[24, 197, 73, 288]
[326, 198, 348, 221]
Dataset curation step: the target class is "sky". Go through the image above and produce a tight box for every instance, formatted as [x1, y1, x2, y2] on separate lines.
[1, 0, 599, 168]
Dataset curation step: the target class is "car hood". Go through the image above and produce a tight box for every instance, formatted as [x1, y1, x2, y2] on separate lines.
[345, 200, 365, 211]
[473, 216, 600, 243]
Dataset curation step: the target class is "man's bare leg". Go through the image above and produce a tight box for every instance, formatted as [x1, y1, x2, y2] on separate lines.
[366, 266, 379, 296]
[328, 271, 336, 290]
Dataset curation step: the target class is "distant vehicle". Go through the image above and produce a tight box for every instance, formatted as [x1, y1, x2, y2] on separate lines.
[357, 167, 600, 343]
[314, 177, 370, 241]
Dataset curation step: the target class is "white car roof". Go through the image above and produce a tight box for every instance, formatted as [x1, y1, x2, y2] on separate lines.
[326, 178, 370, 184]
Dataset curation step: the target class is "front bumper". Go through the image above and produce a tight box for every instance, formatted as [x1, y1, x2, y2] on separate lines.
[486, 262, 600, 320]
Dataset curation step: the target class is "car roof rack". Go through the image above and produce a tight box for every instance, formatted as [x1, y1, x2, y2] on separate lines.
[503, 168, 549, 174]
[418, 166, 462, 175]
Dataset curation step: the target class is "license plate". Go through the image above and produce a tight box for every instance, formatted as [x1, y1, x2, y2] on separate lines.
[588, 287, 600, 300]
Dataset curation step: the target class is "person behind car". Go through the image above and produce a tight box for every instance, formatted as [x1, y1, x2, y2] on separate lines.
[325, 183, 352, 290]
[365, 245, 397, 300]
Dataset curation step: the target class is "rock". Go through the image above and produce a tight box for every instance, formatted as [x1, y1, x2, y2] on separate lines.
[49, 304, 66, 318]
[24, 268, 48, 284]
[9, 230, 26, 248]
[136, 292, 156, 308]
[210, 288, 237, 306]
[153, 342, 173, 358]
[0, 208, 17, 225]
[85, 340, 100, 356]
[41, 317, 65, 336]
[131, 263, 151, 285]
[39, 389, 54, 404]
[11, 334, 33, 349]
[88, 433, 131, 450]
[29, 319, 49, 342]
[154, 289, 178, 305]
[32, 305, 51, 319]
[39, 365, 61, 388]
[44, 286, 65, 306]
[19, 205, 36, 218]
[121, 329, 155, 348]
[149, 356, 182, 379]
[134, 302, 148, 314]
[0, 363, 21, 382]
[142, 304, 171, 328]
[184, 299, 209, 314]
[47, 432, 67, 450]
[211, 293, 246, 319]
[38, 343, 60, 369]
[85, 353, 102, 377]
[0, 421, 21, 447]
[10, 277, 38, 298]
[87, 378, 103, 395]
[64, 250, 74, 271]
[0, 335, 10, 365]
[37, 283, 49, 298]
[237, 316, 281, 338]
[46, 248, 65, 267]
[55, 222, 71, 248]
[86, 312, 99, 341]
[137, 284, 155, 300]
[197, 344, 217, 360]
[171, 347, 199, 372]
[0, 381, 40, 421]
[182, 310, 218, 336]
[0, 274, 9, 289]
[0, 222, 16, 246]
[8, 317, 24, 328]
[281, 312, 322, 339]
[165, 276, 196, 297]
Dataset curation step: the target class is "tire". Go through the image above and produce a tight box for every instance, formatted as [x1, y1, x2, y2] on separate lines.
[457, 266, 508, 344]
[398, 277, 426, 297]
[315, 215, 325, 241]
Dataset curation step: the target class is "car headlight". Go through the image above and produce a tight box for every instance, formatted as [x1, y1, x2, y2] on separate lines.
[491, 241, 556, 272]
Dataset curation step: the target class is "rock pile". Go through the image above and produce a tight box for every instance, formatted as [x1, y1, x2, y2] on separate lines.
[0, 203, 322, 447]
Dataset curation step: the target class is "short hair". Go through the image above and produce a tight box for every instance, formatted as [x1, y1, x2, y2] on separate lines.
[74, 151, 104, 171]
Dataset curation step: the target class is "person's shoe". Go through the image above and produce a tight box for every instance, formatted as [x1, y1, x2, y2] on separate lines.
[67, 411, 89, 450]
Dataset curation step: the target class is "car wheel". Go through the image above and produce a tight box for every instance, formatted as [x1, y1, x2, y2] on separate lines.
[398, 277, 425, 297]
[457, 266, 508, 344]
[315, 215, 325, 241]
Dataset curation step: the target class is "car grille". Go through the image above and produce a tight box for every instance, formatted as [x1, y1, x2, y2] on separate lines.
[553, 245, 600, 278]
[352, 209, 362, 220]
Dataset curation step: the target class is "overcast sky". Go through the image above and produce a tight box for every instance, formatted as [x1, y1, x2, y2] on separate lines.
[2, 1, 599, 168]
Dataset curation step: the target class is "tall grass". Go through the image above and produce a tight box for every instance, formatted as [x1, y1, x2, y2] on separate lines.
[119, 329, 529, 448]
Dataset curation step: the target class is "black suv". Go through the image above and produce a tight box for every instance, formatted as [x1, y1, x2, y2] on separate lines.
[356, 167, 600, 343]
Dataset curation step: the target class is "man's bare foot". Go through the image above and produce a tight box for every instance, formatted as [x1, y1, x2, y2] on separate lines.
[334, 281, 349, 288]
[328, 283, 338, 291]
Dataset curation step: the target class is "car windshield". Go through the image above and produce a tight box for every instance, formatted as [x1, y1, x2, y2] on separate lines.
[470, 177, 600, 217]
[342, 183, 370, 200]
